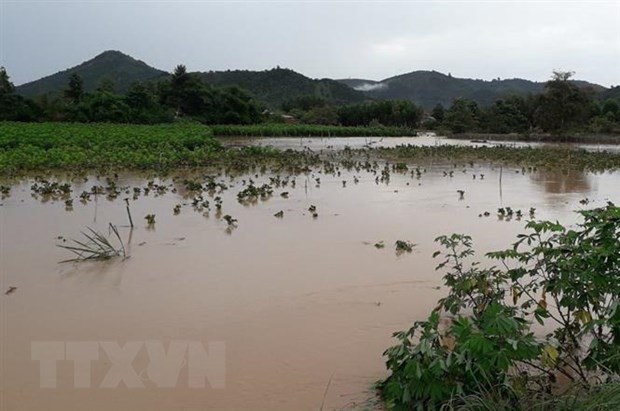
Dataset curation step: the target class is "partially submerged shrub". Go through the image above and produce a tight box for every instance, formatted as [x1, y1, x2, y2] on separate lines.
[381, 203, 620, 410]
[395, 240, 415, 254]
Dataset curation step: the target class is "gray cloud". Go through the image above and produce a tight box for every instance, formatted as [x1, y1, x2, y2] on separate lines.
[2, 0, 619, 87]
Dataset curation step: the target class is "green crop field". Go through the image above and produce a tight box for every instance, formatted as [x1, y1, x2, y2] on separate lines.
[0, 122, 222, 171]
[0, 122, 417, 172]
[3, 122, 620, 174]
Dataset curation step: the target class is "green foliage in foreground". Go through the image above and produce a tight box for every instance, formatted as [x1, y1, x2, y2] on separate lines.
[211, 124, 417, 137]
[381, 204, 620, 410]
[375, 144, 620, 171]
[445, 381, 620, 411]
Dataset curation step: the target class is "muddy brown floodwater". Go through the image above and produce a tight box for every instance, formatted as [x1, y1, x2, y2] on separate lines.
[1, 157, 620, 410]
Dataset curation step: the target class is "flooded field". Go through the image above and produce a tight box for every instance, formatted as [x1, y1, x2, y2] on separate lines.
[219, 133, 620, 153]
[2, 153, 620, 410]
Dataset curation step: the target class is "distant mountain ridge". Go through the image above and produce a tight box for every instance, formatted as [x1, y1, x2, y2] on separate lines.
[15, 50, 610, 109]
[15, 51, 366, 107]
[197, 68, 366, 107]
[16, 50, 167, 97]
[338, 70, 606, 108]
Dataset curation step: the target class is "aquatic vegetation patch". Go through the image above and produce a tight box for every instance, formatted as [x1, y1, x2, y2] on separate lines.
[395, 240, 415, 254]
[144, 214, 156, 225]
[31, 179, 72, 197]
[58, 223, 127, 262]
[236, 183, 273, 204]
[222, 215, 237, 226]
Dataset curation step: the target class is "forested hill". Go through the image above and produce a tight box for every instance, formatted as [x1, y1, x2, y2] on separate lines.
[338, 70, 606, 109]
[602, 86, 620, 101]
[197, 68, 367, 108]
[16, 50, 167, 97]
[15, 50, 609, 109]
[16, 51, 367, 108]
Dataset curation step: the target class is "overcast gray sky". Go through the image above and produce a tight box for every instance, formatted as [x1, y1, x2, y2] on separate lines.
[1, 0, 619, 87]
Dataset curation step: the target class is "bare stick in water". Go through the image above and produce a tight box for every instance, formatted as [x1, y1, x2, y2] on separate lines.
[499, 165, 503, 204]
[319, 371, 335, 411]
[124, 198, 134, 228]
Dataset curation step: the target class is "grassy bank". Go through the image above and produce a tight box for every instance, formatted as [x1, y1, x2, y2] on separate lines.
[211, 124, 417, 137]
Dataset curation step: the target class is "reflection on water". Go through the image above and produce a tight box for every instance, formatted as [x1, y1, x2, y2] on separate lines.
[530, 169, 592, 195]
[2, 162, 620, 411]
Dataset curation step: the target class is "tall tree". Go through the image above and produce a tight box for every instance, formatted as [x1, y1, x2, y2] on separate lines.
[97, 77, 116, 93]
[535, 71, 592, 135]
[444, 98, 479, 133]
[431, 103, 445, 123]
[65, 73, 84, 104]
[481, 98, 529, 133]
[337, 100, 422, 127]
[0, 67, 38, 121]
[161, 64, 207, 117]
[125, 81, 172, 124]
[0, 67, 15, 94]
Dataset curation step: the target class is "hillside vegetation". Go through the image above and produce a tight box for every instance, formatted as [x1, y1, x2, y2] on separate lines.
[339, 70, 605, 109]
[15, 50, 611, 111]
[16, 51, 167, 97]
[198, 67, 367, 108]
[3, 52, 619, 136]
[16, 51, 367, 108]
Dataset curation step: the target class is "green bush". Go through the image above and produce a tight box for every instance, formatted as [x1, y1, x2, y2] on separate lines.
[382, 204, 620, 410]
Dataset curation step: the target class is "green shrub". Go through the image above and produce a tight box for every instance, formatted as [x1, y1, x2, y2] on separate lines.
[381, 204, 620, 410]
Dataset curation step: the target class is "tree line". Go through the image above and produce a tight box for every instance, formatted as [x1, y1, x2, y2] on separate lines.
[279, 72, 620, 135]
[429, 72, 620, 135]
[1, 67, 619, 135]
[0, 65, 263, 125]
